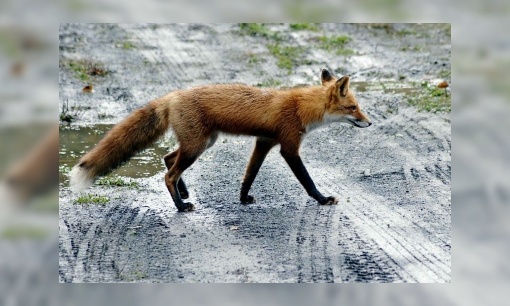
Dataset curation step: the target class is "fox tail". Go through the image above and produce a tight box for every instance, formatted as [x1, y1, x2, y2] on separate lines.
[70, 99, 170, 192]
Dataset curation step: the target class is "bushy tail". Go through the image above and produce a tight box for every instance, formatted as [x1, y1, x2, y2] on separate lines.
[70, 99, 170, 192]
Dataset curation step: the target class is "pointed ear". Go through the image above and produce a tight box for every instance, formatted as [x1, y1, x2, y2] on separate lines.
[321, 68, 333, 85]
[336, 76, 350, 96]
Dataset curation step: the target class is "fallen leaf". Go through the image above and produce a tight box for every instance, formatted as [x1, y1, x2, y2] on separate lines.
[82, 85, 94, 93]
[437, 81, 448, 88]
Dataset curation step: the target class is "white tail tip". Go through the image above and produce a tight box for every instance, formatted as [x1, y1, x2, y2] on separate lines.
[69, 166, 93, 192]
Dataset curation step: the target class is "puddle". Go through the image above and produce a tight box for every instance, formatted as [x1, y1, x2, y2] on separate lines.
[59, 125, 177, 184]
[351, 81, 419, 95]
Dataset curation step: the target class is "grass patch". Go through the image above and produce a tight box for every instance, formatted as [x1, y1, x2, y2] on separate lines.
[318, 35, 351, 53]
[246, 53, 266, 67]
[248, 54, 260, 64]
[121, 41, 137, 49]
[238, 23, 280, 40]
[336, 48, 355, 55]
[1, 226, 48, 240]
[74, 194, 110, 205]
[289, 23, 320, 31]
[407, 85, 451, 113]
[62, 58, 109, 81]
[95, 176, 138, 187]
[267, 43, 305, 73]
[256, 77, 283, 88]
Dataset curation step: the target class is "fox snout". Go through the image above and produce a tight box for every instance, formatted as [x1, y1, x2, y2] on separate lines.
[348, 117, 372, 128]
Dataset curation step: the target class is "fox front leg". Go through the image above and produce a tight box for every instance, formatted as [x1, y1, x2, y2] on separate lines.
[240, 137, 277, 203]
[280, 149, 338, 205]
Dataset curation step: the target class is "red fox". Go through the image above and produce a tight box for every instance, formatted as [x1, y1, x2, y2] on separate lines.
[70, 69, 372, 212]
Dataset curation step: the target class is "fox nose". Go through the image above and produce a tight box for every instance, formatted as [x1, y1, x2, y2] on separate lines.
[368, 122, 372, 126]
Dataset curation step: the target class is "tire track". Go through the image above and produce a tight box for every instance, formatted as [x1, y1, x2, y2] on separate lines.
[295, 201, 335, 283]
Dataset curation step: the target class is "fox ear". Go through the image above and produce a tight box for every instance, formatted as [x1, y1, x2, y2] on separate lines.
[321, 68, 333, 85]
[336, 76, 350, 96]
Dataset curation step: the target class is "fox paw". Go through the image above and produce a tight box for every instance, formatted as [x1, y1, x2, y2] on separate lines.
[240, 195, 256, 204]
[179, 190, 189, 199]
[318, 196, 338, 205]
[177, 203, 195, 212]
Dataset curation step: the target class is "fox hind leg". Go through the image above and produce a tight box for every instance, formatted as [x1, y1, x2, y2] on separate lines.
[163, 132, 218, 200]
[165, 135, 210, 211]
[164, 149, 189, 199]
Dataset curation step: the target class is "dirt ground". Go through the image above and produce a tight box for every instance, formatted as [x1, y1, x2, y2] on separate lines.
[58, 23, 450, 283]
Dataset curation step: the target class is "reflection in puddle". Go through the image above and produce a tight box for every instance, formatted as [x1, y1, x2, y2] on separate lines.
[59, 125, 177, 184]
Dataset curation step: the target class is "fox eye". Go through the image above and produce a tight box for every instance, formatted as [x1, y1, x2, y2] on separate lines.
[349, 105, 357, 111]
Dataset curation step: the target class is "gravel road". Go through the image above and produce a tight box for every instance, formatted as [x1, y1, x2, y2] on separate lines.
[59, 23, 451, 282]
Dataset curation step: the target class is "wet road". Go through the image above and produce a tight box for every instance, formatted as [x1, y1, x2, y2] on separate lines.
[59, 23, 450, 282]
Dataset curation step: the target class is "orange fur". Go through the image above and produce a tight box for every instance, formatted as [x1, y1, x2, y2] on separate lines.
[71, 69, 371, 211]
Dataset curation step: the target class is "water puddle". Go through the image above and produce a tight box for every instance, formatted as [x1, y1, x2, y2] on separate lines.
[351, 81, 419, 95]
[59, 125, 177, 184]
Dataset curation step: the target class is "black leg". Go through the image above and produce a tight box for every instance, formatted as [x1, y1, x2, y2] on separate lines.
[164, 150, 189, 199]
[280, 150, 338, 205]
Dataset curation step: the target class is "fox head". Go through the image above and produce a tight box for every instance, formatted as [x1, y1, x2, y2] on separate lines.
[321, 68, 372, 128]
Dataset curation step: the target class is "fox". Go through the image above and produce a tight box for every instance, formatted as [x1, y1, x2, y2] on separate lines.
[70, 68, 372, 212]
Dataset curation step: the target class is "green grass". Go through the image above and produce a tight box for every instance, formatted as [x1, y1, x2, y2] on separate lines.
[267, 43, 305, 73]
[407, 86, 451, 113]
[289, 23, 320, 31]
[62, 58, 108, 81]
[95, 176, 138, 187]
[74, 194, 110, 205]
[318, 35, 351, 53]
[256, 77, 283, 88]
[246, 53, 265, 66]
[238, 23, 280, 40]
[336, 48, 355, 55]
[122, 41, 137, 49]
